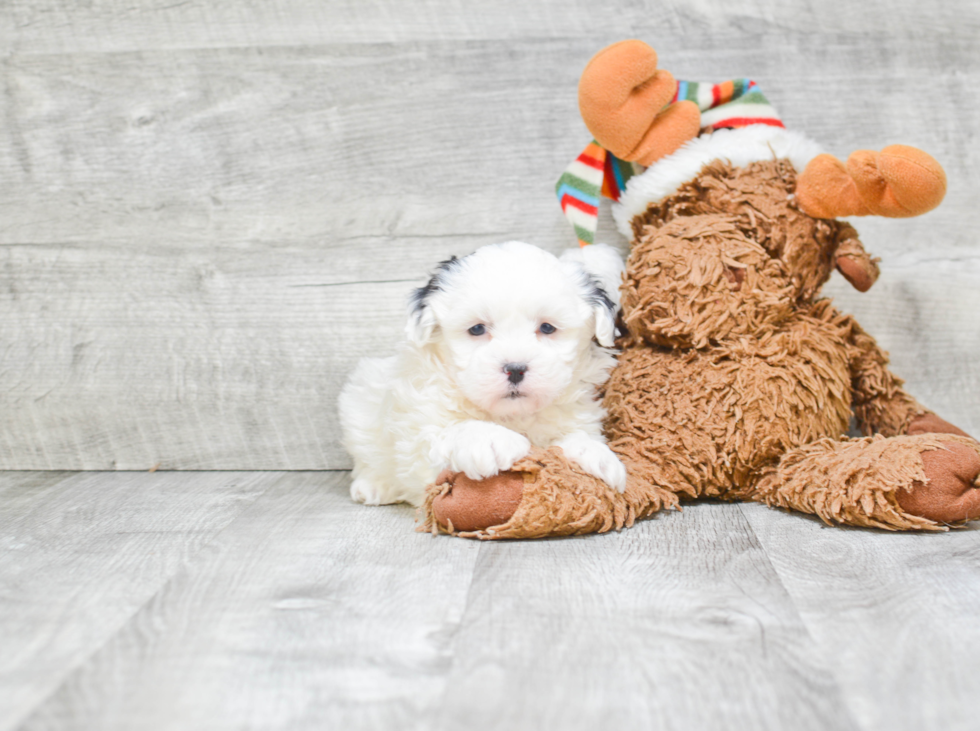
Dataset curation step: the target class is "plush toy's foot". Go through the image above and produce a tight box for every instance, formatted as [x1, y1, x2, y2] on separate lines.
[418, 447, 678, 540]
[797, 145, 947, 219]
[758, 433, 980, 530]
[906, 413, 975, 439]
[578, 39, 701, 165]
[429, 469, 525, 533]
[895, 441, 980, 524]
[892, 414, 980, 524]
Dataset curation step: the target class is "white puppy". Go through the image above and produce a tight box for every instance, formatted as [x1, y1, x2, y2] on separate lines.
[338, 241, 628, 506]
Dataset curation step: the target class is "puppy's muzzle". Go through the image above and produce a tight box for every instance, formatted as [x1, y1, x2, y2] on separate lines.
[504, 363, 528, 385]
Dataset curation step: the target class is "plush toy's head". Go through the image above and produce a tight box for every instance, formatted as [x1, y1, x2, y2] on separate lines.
[619, 158, 876, 349]
[622, 216, 794, 349]
[556, 38, 947, 346]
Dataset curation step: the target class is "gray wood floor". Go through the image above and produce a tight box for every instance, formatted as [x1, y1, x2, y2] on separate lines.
[3, 1, 980, 729]
[2, 470, 979, 731]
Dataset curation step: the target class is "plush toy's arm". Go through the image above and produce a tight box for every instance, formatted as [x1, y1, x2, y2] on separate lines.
[833, 223, 880, 292]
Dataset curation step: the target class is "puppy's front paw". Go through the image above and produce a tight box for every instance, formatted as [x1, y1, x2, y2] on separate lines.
[558, 434, 627, 492]
[438, 422, 531, 481]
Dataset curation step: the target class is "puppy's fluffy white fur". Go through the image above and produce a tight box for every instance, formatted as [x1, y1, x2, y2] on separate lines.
[338, 240, 627, 506]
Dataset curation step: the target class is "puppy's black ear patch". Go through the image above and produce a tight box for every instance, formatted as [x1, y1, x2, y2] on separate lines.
[410, 256, 460, 316]
[407, 255, 462, 345]
[582, 275, 618, 348]
[585, 278, 616, 315]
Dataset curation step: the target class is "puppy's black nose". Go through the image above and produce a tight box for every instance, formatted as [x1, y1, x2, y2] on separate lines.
[504, 363, 528, 385]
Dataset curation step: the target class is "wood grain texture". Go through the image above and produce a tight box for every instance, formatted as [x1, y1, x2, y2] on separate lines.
[0, 470, 276, 731]
[3, 36, 979, 249]
[2, 0, 978, 53]
[1, 1, 979, 469]
[3, 471, 980, 729]
[0, 255, 413, 469]
[432, 504, 858, 731]
[12, 472, 482, 731]
[739, 503, 980, 731]
[1, 256, 976, 469]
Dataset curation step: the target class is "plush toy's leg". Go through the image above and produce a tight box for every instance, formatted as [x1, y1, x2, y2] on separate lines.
[797, 145, 946, 219]
[417, 446, 678, 540]
[846, 311, 978, 435]
[577, 39, 701, 165]
[843, 314, 930, 436]
[843, 314, 976, 442]
[756, 434, 980, 530]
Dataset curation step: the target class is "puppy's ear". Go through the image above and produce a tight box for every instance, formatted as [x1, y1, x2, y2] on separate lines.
[406, 302, 437, 346]
[590, 288, 618, 347]
[406, 256, 458, 346]
[559, 243, 625, 309]
[560, 244, 623, 347]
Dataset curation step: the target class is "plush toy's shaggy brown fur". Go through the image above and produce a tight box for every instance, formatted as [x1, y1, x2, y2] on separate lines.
[421, 447, 677, 539]
[419, 158, 980, 539]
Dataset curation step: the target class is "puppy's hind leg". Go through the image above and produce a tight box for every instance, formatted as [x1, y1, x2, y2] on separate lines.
[339, 355, 402, 505]
[350, 474, 399, 505]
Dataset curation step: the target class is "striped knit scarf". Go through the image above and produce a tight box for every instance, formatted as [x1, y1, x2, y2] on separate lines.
[556, 78, 783, 247]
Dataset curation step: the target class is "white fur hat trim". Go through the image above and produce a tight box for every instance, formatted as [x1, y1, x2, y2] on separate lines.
[612, 126, 824, 238]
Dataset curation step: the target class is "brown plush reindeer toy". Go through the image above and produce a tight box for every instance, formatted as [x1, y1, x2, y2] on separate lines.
[419, 39, 980, 538]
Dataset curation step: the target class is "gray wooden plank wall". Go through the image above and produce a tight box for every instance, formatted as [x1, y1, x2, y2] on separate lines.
[1, 0, 978, 469]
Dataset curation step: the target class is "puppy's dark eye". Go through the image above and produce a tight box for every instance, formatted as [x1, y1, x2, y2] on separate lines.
[468, 324, 486, 336]
[539, 323, 557, 335]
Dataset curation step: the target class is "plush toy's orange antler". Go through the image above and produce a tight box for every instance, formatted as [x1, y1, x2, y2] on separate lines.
[578, 39, 701, 165]
[797, 145, 947, 219]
